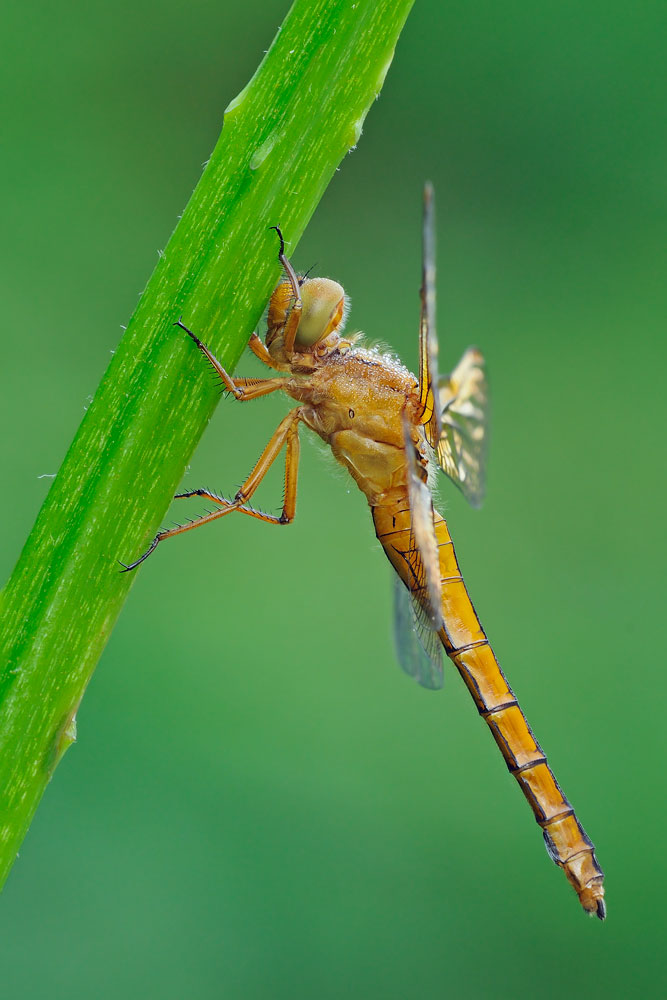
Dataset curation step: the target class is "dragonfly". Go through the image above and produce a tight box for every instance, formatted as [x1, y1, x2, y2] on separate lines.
[121, 185, 606, 920]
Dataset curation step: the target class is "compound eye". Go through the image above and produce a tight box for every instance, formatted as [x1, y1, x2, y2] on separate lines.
[295, 278, 345, 348]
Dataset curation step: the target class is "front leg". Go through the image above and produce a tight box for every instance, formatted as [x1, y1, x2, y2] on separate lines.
[175, 320, 289, 400]
[269, 226, 303, 355]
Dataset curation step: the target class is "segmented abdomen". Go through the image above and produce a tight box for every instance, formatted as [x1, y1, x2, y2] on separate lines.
[372, 501, 606, 919]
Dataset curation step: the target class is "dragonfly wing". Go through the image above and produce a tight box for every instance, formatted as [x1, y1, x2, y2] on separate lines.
[401, 414, 443, 632]
[417, 182, 443, 448]
[393, 575, 444, 690]
[393, 416, 444, 689]
[414, 183, 489, 508]
[437, 347, 489, 508]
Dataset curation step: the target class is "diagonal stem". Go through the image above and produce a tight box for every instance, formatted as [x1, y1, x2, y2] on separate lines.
[0, 0, 415, 888]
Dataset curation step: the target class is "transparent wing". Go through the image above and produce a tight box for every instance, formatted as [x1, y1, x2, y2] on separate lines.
[413, 183, 489, 507]
[393, 575, 444, 690]
[391, 415, 444, 689]
[436, 347, 489, 508]
[402, 414, 443, 632]
[417, 182, 443, 448]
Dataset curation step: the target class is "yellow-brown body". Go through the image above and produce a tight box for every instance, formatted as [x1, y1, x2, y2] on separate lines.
[125, 207, 605, 919]
[283, 343, 605, 919]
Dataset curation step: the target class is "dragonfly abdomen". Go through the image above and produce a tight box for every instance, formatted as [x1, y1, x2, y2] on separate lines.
[452, 639, 605, 918]
[372, 501, 606, 919]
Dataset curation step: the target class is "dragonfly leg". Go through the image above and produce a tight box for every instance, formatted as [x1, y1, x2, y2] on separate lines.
[175, 319, 289, 400]
[174, 412, 299, 525]
[119, 502, 240, 572]
[269, 226, 302, 355]
[229, 376, 292, 400]
[281, 293, 303, 356]
[248, 332, 286, 371]
[174, 490, 288, 525]
[230, 406, 300, 519]
[119, 409, 301, 571]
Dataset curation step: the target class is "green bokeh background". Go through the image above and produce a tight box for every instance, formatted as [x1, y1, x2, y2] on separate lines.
[2, 1, 665, 996]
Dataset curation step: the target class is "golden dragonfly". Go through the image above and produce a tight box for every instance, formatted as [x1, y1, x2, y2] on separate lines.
[122, 185, 606, 919]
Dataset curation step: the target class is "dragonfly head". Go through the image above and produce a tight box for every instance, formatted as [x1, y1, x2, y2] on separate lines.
[266, 276, 347, 358]
[295, 277, 347, 349]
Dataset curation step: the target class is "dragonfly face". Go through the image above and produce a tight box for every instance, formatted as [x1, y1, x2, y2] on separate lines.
[121, 187, 605, 921]
[267, 275, 347, 361]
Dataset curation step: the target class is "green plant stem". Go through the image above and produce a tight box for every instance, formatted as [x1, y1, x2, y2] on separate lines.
[0, 0, 415, 887]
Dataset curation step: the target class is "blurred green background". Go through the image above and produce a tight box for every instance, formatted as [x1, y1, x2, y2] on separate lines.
[2, 0, 665, 996]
